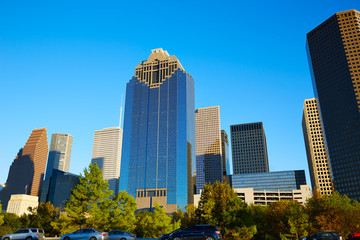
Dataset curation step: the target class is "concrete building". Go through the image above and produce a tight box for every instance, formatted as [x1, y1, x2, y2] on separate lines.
[7, 194, 39, 216]
[119, 48, 195, 213]
[302, 98, 334, 195]
[0, 128, 48, 211]
[307, 9, 360, 200]
[233, 185, 311, 205]
[91, 127, 122, 194]
[45, 133, 73, 180]
[230, 122, 269, 174]
[194, 185, 311, 206]
[195, 106, 223, 193]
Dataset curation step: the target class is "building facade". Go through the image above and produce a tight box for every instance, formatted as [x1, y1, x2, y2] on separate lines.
[230, 170, 307, 191]
[119, 49, 195, 212]
[221, 130, 231, 176]
[45, 133, 73, 180]
[230, 122, 269, 174]
[195, 106, 223, 193]
[302, 98, 334, 195]
[306, 9, 360, 200]
[7, 194, 39, 216]
[40, 169, 79, 210]
[0, 128, 48, 211]
[91, 127, 122, 194]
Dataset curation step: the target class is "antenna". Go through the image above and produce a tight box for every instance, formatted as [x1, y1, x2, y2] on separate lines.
[119, 94, 124, 128]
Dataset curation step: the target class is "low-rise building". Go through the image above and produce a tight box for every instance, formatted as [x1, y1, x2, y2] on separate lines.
[7, 194, 38, 216]
[233, 185, 311, 205]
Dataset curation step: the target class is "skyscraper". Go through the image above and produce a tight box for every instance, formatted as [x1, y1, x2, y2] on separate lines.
[195, 106, 223, 193]
[221, 130, 231, 175]
[91, 127, 122, 194]
[119, 48, 195, 212]
[45, 133, 73, 180]
[0, 128, 48, 210]
[230, 122, 269, 174]
[302, 98, 333, 195]
[306, 9, 360, 199]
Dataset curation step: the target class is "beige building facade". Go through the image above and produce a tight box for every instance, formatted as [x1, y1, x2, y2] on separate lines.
[302, 98, 334, 195]
[194, 185, 311, 207]
[7, 194, 39, 216]
[195, 106, 223, 193]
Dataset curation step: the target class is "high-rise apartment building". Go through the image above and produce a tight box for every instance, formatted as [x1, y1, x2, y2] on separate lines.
[195, 106, 223, 193]
[91, 127, 122, 194]
[119, 48, 195, 212]
[302, 98, 333, 195]
[306, 9, 360, 199]
[0, 128, 48, 210]
[45, 133, 73, 180]
[230, 122, 269, 174]
[221, 130, 231, 175]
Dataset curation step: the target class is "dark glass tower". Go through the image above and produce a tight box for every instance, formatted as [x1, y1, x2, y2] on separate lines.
[306, 9, 360, 200]
[119, 49, 195, 212]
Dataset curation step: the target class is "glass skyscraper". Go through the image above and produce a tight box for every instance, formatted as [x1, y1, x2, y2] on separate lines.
[119, 49, 195, 212]
[306, 9, 360, 200]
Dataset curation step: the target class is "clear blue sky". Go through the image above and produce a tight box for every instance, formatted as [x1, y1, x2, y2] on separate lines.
[0, 0, 358, 185]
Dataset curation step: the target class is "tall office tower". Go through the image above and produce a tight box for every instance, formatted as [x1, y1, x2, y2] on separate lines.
[45, 133, 73, 180]
[221, 130, 231, 175]
[302, 98, 334, 195]
[306, 9, 360, 199]
[230, 122, 269, 174]
[195, 106, 223, 194]
[91, 127, 122, 194]
[0, 128, 48, 210]
[120, 48, 195, 213]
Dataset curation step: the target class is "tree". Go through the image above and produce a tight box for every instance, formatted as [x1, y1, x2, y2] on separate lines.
[174, 204, 197, 228]
[255, 200, 310, 240]
[135, 203, 180, 238]
[306, 192, 360, 237]
[0, 213, 22, 236]
[56, 163, 113, 233]
[0, 202, 3, 226]
[27, 202, 60, 236]
[100, 190, 137, 232]
[196, 182, 257, 240]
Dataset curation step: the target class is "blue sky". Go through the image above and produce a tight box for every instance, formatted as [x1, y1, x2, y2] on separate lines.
[0, 0, 358, 185]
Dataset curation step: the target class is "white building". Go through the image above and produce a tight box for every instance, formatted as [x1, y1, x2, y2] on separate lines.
[7, 194, 39, 216]
[194, 185, 312, 207]
[91, 127, 123, 194]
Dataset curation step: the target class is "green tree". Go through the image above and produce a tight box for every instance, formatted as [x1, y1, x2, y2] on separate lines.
[0, 213, 22, 236]
[196, 182, 257, 240]
[0, 202, 3, 226]
[56, 163, 113, 233]
[100, 190, 137, 232]
[174, 204, 197, 228]
[135, 203, 180, 238]
[27, 202, 60, 236]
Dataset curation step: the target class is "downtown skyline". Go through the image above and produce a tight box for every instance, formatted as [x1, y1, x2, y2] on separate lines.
[0, 0, 358, 186]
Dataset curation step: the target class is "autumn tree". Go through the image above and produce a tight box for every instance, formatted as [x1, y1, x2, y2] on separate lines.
[306, 192, 360, 237]
[196, 182, 257, 240]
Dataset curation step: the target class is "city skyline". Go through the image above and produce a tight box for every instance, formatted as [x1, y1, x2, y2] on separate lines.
[1, 1, 358, 186]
